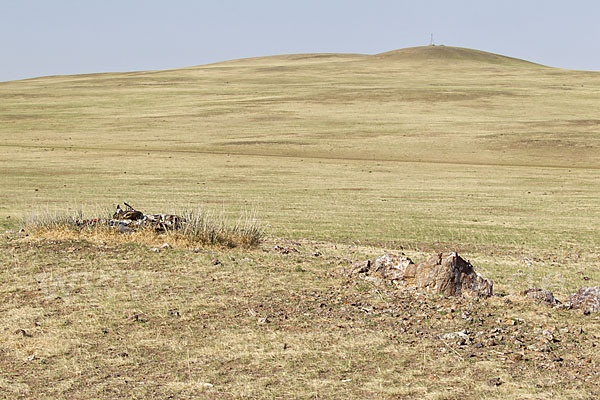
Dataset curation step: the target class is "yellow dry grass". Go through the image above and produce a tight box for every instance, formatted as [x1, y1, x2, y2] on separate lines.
[1, 45, 600, 399]
[21, 207, 264, 249]
[26, 225, 261, 250]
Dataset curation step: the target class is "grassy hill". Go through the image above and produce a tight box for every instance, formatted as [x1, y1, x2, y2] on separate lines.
[1, 45, 599, 246]
[1, 46, 600, 398]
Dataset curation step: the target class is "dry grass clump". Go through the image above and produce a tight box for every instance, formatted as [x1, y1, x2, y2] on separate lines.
[21, 208, 264, 249]
[179, 209, 264, 248]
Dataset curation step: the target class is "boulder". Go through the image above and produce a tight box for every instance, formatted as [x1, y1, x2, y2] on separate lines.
[350, 252, 493, 298]
[409, 252, 494, 298]
[563, 287, 600, 313]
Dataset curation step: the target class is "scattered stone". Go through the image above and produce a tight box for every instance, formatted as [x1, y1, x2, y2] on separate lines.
[159, 243, 172, 250]
[522, 288, 559, 306]
[273, 245, 299, 255]
[510, 353, 523, 362]
[112, 203, 185, 231]
[128, 313, 147, 323]
[542, 330, 560, 343]
[150, 247, 160, 253]
[488, 377, 502, 386]
[14, 329, 32, 337]
[212, 258, 221, 265]
[76, 203, 186, 233]
[439, 330, 470, 345]
[562, 287, 600, 313]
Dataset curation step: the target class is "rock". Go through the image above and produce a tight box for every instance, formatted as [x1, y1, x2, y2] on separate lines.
[411, 253, 493, 297]
[522, 288, 559, 305]
[488, 377, 502, 386]
[350, 259, 372, 274]
[273, 245, 298, 255]
[350, 252, 493, 298]
[159, 243, 172, 250]
[14, 329, 32, 337]
[542, 330, 560, 343]
[117, 223, 134, 233]
[510, 353, 523, 362]
[439, 330, 470, 345]
[373, 254, 415, 281]
[563, 287, 600, 313]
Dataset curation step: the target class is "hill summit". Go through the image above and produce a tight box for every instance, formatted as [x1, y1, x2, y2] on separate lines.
[373, 45, 543, 66]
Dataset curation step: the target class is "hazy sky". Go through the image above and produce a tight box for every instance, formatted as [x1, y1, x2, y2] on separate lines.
[2, 0, 599, 82]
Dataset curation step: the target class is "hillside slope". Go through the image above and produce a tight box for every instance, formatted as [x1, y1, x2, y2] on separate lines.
[1, 45, 598, 168]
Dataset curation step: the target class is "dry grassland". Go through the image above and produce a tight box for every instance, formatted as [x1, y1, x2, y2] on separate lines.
[1, 46, 599, 398]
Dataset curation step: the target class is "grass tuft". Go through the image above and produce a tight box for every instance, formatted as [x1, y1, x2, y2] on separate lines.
[21, 207, 265, 249]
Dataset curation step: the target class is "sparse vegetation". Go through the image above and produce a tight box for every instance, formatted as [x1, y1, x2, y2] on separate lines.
[21, 207, 264, 249]
[1, 46, 600, 399]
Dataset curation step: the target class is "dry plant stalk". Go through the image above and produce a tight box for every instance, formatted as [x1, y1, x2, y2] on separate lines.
[22, 208, 264, 249]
